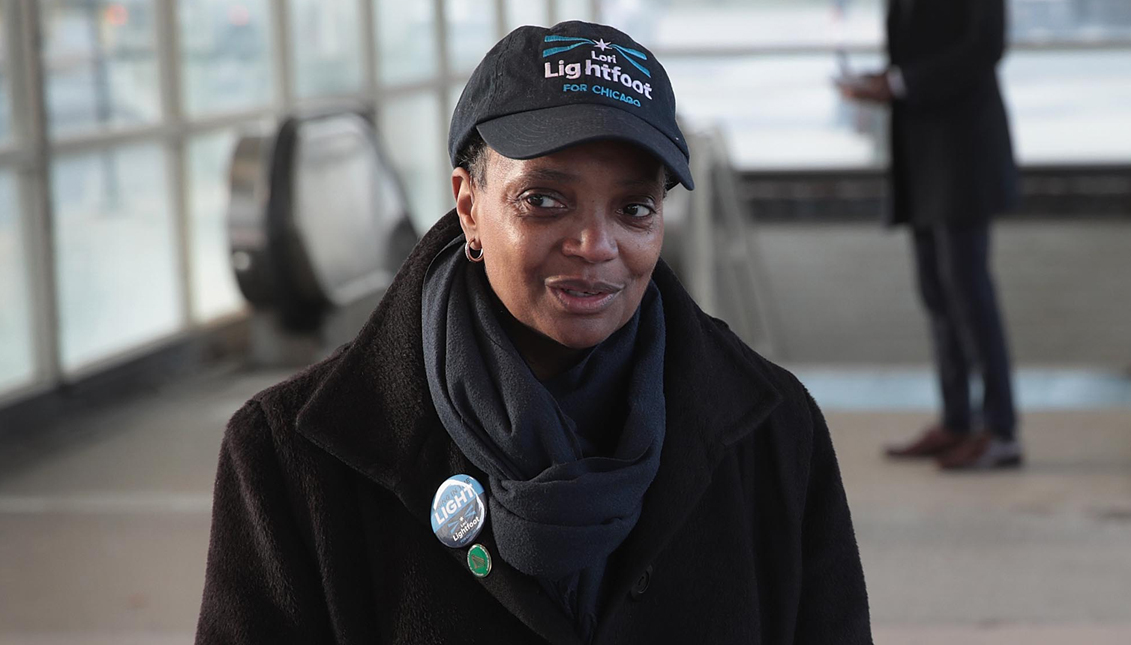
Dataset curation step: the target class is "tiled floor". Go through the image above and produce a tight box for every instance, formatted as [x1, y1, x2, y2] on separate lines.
[1, 366, 1129, 643]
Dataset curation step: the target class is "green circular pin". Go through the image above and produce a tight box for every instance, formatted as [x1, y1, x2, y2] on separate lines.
[467, 543, 492, 578]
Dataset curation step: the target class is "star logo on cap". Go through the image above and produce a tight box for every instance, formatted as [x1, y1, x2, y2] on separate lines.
[593, 38, 612, 51]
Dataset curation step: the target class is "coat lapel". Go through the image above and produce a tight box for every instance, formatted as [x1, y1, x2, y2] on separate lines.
[294, 211, 782, 643]
[440, 498, 585, 645]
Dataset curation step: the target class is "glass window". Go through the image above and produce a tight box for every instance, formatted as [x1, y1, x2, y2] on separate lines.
[1011, 0, 1131, 41]
[448, 82, 465, 120]
[375, 0, 438, 86]
[289, 0, 363, 98]
[556, 0, 594, 23]
[0, 4, 11, 144]
[599, 0, 883, 50]
[1004, 49, 1131, 165]
[41, 0, 161, 137]
[187, 129, 245, 322]
[379, 92, 447, 232]
[0, 170, 35, 392]
[666, 53, 887, 170]
[643, 0, 1131, 170]
[179, 0, 274, 116]
[445, 0, 497, 74]
[52, 143, 181, 371]
[505, 0, 548, 31]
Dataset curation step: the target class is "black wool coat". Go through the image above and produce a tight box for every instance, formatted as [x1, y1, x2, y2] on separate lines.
[886, 0, 1019, 226]
[195, 212, 872, 644]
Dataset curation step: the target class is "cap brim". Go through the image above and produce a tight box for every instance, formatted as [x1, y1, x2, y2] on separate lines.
[476, 104, 694, 190]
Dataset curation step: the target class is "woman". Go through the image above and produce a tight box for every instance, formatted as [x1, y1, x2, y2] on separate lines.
[196, 21, 871, 645]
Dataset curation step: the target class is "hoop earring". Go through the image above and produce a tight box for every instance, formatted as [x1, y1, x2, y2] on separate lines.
[465, 240, 484, 263]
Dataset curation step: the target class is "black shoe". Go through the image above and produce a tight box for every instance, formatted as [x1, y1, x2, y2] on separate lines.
[937, 434, 1023, 470]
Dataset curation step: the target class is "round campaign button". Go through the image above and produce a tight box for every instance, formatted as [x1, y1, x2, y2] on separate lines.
[430, 474, 487, 548]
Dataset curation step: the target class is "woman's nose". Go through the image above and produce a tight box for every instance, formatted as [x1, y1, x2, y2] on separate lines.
[564, 211, 618, 263]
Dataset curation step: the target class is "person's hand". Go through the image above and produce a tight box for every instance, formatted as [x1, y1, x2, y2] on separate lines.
[837, 73, 894, 104]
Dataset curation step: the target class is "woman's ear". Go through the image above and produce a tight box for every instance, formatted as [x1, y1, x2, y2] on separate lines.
[452, 166, 478, 241]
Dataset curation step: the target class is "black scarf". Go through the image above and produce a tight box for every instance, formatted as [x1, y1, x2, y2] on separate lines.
[422, 238, 666, 638]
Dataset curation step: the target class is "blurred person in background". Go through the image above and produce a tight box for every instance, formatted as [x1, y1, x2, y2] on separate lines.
[196, 20, 871, 645]
[838, 0, 1022, 470]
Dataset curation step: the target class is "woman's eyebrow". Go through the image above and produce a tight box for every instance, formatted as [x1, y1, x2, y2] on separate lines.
[515, 168, 579, 184]
[515, 169, 661, 188]
[619, 176, 663, 189]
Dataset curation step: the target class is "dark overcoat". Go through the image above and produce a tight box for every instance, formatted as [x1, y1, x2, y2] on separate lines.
[195, 212, 872, 644]
[886, 0, 1019, 226]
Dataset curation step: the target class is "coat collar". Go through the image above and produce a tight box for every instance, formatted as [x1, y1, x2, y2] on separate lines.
[294, 210, 782, 643]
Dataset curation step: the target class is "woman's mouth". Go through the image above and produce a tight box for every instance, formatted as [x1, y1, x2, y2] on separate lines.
[546, 279, 623, 314]
[562, 288, 600, 297]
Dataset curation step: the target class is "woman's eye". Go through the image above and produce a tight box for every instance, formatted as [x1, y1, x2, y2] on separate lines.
[622, 203, 656, 218]
[524, 194, 565, 209]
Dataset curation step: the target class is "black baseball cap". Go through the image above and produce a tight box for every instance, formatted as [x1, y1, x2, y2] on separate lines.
[448, 21, 694, 190]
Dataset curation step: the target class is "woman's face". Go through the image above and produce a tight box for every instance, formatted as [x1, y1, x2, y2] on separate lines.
[453, 139, 666, 350]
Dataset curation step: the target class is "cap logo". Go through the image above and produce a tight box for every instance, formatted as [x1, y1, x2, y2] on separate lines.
[541, 35, 653, 107]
